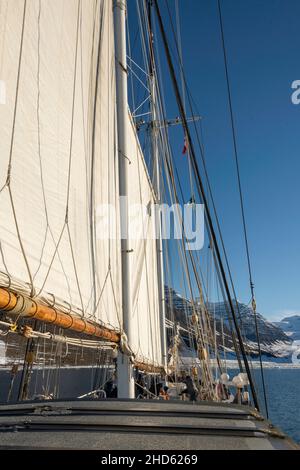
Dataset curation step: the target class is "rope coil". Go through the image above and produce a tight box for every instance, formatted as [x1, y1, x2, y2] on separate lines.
[120, 331, 134, 357]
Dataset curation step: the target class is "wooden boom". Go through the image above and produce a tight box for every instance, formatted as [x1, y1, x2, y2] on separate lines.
[0, 287, 120, 343]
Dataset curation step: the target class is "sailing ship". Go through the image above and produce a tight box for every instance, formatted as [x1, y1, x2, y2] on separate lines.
[0, 0, 298, 450]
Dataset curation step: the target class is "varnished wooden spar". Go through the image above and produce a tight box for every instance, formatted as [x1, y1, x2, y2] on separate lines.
[0, 287, 120, 343]
[0, 287, 166, 373]
[134, 360, 165, 375]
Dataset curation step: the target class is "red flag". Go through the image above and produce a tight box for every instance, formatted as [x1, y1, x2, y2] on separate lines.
[182, 136, 188, 155]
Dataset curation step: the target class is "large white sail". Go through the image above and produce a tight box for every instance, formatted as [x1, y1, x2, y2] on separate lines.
[0, 0, 163, 367]
[0, 0, 121, 331]
[127, 114, 162, 367]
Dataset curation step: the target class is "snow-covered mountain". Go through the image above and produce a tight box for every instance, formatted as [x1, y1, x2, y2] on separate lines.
[165, 286, 293, 360]
[207, 300, 289, 342]
[164, 286, 193, 322]
[206, 300, 294, 359]
[273, 315, 300, 341]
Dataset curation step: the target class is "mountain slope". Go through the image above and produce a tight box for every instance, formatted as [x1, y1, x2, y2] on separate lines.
[274, 315, 300, 341]
[207, 300, 293, 358]
[165, 286, 293, 359]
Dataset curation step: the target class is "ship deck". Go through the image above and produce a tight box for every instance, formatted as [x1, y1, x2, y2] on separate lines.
[0, 399, 298, 450]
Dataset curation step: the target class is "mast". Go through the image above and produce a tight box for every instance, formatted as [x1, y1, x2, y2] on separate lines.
[147, 1, 167, 371]
[114, 0, 135, 398]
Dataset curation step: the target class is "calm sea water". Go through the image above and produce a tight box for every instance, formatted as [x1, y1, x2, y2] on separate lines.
[232, 368, 300, 443]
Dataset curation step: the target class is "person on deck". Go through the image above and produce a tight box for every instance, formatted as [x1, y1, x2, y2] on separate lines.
[159, 385, 170, 400]
[232, 387, 242, 405]
[135, 374, 146, 398]
[184, 375, 198, 401]
[104, 379, 118, 398]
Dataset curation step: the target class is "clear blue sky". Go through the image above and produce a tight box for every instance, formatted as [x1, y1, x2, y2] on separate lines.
[129, 0, 300, 321]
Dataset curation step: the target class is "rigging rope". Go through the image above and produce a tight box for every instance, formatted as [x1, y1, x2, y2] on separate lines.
[143, 2, 221, 391]
[154, 0, 260, 411]
[217, 0, 269, 418]
[164, 0, 248, 366]
[4, 0, 35, 297]
[163, 0, 262, 387]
